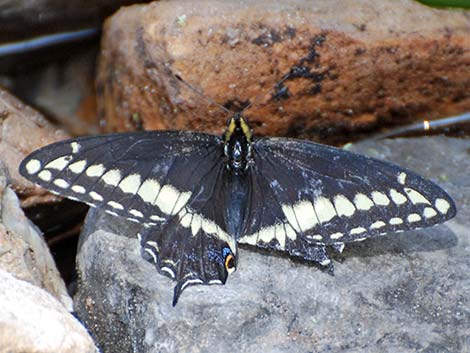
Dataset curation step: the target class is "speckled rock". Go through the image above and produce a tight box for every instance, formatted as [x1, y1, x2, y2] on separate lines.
[97, 0, 470, 144]
[74, 136, 470, 353]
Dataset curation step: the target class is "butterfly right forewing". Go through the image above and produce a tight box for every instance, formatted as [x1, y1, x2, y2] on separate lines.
[239, 137, 456, 262]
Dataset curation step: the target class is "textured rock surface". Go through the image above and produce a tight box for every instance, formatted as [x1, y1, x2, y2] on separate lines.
[0, 269, 98, 353]
[0, 161, 72, 310]
[97, 0, 470, 144]
[0, 87, 70, 207]
[74, 137, 469, 353]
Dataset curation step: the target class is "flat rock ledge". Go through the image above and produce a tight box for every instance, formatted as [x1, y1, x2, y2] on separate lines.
[74, 137, 469, 353]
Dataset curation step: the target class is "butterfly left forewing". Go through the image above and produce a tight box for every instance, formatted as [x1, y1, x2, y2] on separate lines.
[20, 131, 222, 224]
[239, 137, 456, 263]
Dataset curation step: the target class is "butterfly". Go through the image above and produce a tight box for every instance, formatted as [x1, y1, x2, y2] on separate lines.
[20, 110, 456, 305]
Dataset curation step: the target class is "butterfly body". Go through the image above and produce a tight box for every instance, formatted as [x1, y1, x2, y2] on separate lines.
[223, 112, 254, 173]
[20, 113, 456, 305]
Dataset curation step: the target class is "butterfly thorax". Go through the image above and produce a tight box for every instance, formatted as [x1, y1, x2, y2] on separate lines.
[223, 113, 253, 174]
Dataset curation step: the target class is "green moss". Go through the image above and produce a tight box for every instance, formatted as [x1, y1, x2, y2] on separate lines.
[416, 0, 470, 8]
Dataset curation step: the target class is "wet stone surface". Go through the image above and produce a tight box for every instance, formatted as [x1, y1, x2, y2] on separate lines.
[74, 137, 469, 353]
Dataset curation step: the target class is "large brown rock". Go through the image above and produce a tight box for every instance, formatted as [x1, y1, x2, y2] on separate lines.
[97, 0, 470, 144]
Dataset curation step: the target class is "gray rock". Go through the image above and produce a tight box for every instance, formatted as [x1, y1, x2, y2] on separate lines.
[0, 161, 72, 310]
[0, 268, 98, 353]
[74, 137, 470, 353]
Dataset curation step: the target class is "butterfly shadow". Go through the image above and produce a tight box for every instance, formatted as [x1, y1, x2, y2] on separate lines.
[239, 224, 458, 272]
[332, 224, 458, 262]
[238, 243, 336, 275]
[81, 208, 458, 277]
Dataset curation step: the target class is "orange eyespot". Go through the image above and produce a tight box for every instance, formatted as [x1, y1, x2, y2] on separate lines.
[224, 254, 236, 273]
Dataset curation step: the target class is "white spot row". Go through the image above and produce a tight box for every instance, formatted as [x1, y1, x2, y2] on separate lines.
[25, 159, 41, 175]
[279, 189, 448, 234]
[73, 164, 194, 218]
[240, 197, 450, 246]
[177, 207, 237, 255]
[45, 155, 72, 170]
[397, 172, 407, 185]
[239, 222, 297, 250]
[71, 142, 81, 154]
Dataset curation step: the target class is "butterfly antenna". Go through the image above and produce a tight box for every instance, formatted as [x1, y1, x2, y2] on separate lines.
[176, 65, 300, 117]
[174, 74, 234, 115]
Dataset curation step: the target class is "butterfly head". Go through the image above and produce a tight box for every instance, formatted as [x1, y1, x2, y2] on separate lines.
[223, 113, 253, 173]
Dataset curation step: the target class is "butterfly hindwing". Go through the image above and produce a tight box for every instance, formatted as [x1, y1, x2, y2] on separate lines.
[139, 158, 237, 305]
[241, 167, 332, 264]
[239, 137, 456, 261]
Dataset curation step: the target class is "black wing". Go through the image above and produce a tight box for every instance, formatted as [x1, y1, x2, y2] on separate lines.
[20, 131, 220, 224]
[139, 157, 236, 305]
[20, 131, 237, 304]
[239, 137, 456, 264]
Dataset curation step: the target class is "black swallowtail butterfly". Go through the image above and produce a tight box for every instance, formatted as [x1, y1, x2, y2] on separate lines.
[20, 110, 456, 305]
